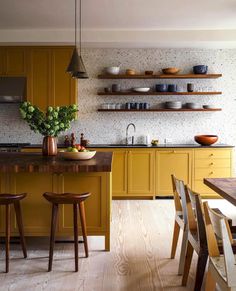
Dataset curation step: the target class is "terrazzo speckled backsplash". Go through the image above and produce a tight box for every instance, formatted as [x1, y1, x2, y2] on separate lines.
[0, 48, 236, 146]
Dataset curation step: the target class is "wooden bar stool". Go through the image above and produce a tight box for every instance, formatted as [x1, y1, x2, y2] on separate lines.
[43, 192, 91, 272]
[0, 193, 27, 273]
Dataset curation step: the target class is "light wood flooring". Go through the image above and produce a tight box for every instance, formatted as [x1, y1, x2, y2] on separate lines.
[0, 200, 206, 291]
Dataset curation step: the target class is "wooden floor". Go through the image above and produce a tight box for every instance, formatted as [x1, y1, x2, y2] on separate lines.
[0, 200, 199, 291]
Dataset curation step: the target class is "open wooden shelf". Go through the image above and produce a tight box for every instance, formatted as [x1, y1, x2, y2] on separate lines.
[98, 74, 222, 79]
[98, 91, 222, 96]
[98, 108, 222, 112]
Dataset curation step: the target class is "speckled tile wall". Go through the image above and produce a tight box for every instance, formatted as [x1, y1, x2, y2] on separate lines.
[0, 48, 236, 147]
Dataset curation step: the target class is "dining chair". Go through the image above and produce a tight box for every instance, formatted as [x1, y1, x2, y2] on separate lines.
[170, 174, 188, 275]
[181, 186, 208, 291]
[203, 201, 236, 291]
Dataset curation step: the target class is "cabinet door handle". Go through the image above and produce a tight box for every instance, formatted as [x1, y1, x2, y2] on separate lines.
[210, 162, 214, 166]
[172, 150, 176, 154]
[210, 154, 214, 157]
[210, 171, 214, 175]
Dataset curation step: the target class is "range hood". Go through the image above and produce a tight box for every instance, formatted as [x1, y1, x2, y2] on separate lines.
[0, 76, 26, 103]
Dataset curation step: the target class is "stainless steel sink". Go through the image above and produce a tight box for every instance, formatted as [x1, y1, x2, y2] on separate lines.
[108, 144, 148, 147]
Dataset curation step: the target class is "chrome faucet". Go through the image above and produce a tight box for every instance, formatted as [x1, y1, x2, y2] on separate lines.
[126, 123, 136, 145]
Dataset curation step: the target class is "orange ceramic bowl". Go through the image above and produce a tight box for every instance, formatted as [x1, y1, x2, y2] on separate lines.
[194, 135, 218, 146]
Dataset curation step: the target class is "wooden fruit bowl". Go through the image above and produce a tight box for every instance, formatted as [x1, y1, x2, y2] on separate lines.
[162, 67, 181, 75]
[60, 150, 96, 160]
[194, 135, 218, 146]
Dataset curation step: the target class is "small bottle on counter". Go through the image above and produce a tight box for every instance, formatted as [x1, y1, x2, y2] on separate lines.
[80, 133, 85, 146]
[64, 135, 70, 147]
[71, 133, 76, 147]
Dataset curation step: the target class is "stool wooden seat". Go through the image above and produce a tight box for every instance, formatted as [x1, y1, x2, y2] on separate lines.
[0, 193, 27, 273]
[43, 192, 91, 272]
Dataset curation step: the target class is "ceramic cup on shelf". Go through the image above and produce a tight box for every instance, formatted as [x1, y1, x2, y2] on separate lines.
[187, 83, 194, 92]
[112, 84, 121, 92]
[168, 84, 178, 92]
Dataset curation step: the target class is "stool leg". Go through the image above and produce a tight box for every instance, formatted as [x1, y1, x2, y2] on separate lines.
[5, 204, 10, 273]
[48, 203, 58, 272]
[14, 201, 27, 258]
[73, 203, 78, 272]
[79, 201, 88, 258]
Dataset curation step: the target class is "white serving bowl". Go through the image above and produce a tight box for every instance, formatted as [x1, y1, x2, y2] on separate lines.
[105, 66, 120, 75]
[133, 87, 150, 92]
[60, 150, 96, 160]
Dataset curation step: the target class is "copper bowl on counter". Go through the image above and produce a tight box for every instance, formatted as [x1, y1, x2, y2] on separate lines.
[194, 135, 218, 146]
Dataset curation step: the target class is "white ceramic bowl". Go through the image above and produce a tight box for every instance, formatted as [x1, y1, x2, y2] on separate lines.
[60, 150, 96, 160]
[133, 87, 150, 92]
[105, 66, 120, 75]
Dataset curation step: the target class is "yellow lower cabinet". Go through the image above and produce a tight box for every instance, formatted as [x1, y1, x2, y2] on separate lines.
[127, 150, 155, 197]
[112, 150, 127, 196]
[193, 148, 233, 198]
[156, 150, 192, 196]
[9, 173, 56, 236]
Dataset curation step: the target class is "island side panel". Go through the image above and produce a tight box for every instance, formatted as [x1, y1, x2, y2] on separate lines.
[0, 171, 111, 251]
[8, 173, 56, 235]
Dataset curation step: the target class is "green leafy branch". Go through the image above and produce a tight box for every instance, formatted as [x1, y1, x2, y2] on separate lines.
[20, 102, 78, 137]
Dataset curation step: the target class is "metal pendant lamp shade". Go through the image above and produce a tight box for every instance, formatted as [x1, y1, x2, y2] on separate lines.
[67, 0, 88, 78]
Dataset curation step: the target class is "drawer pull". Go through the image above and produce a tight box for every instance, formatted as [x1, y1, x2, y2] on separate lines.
[210, 154, 214, 157]
[210, 162, 214, 166]
[172, 150, 176, 154]
[210, 171, 214, 175]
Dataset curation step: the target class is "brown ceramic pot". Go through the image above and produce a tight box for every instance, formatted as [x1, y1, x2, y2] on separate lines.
[42, 136, 57, 156]
[194, 135, 218, 146]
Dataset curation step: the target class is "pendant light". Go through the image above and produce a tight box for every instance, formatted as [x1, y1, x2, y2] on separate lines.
[67, 0, 88, 78]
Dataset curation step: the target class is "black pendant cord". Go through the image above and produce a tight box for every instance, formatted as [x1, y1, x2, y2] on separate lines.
[75, 0, 77, 48]
[79, 0, 82, 56]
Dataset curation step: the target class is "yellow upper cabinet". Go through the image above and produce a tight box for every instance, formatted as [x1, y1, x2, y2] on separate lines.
[0, 46, 77, 110]
[0, 47, 26, 76]
[27, 48, 52, 110]
[5, 48, 27, 75]
[156, 150, 192, 196]
[51, 48, 77, 107]
[28, 47, 77, 110]
[128, 150, 155, 196]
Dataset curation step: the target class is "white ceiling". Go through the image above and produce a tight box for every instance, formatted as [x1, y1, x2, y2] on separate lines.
[0, 0, 236, 30]
[0, 0, 236, 47]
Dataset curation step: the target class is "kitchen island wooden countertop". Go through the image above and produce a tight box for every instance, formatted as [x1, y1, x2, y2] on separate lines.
[0, 151, 112, 173]
[0, 152, 113, 250]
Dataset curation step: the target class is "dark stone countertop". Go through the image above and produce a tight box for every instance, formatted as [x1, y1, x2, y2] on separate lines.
[0, 152, 113, 173]
[23, 143, 234, 149]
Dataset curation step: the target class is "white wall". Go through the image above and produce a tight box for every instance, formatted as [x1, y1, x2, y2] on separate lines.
[0, 47, 236, 147]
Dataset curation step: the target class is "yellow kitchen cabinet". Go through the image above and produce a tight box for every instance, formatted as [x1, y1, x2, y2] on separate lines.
[127, 150, 154, 196]
[51, 48, 77, 106]
[112, 150, 127, 196]
[193, 148, 233, 198]
[156, 150, 192, 196]
[0, 47, 26, 76]
[27, 47, 77, 110]
[5, 48, 27, 76]
[27, 48, 52, 110]
[0, 48, 4, 74]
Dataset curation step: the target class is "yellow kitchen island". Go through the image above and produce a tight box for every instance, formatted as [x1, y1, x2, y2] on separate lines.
[0, 152, 112, 251]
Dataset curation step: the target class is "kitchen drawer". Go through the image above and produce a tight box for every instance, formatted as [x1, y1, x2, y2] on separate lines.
[195, 149, 231, 160]
[194, 181, 217, 195]
[195, 159, 231, 168]
[195, 168, 231, 180]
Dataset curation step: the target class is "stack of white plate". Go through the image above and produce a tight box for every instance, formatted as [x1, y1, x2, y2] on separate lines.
[185, 103, 201, 109]
[165, 101, 182, 109]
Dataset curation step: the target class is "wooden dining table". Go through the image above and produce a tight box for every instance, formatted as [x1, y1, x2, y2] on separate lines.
[204, 178, 236, 206]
